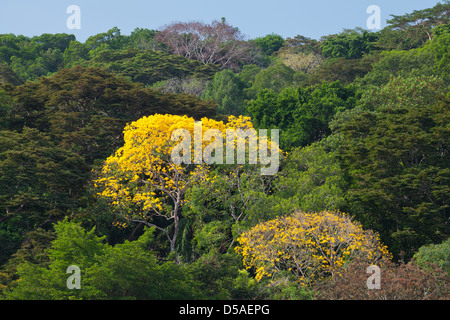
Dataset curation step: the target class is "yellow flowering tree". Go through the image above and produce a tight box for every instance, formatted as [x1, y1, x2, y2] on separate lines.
[95, 113, 269, 254]
[235, 210, 392, 284]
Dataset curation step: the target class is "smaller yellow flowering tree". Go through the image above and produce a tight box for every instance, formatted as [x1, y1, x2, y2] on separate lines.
[235, 210, 391, 285]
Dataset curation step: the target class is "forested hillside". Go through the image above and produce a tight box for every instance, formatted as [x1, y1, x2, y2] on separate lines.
[0, 3, 449, 300]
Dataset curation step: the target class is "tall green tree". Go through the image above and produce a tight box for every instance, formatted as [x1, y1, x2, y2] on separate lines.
[377, 1, 450, 50]
[0, 63, 22, 86]
[85, 27, 127, 51]
[245, 61, 307, 99]
[2, 219, 191, 299]
[254, 34, 285, 56]
[0, 128, 88, 265]
[332, 76, 449, 259]
[320, 29, 379, 59]
[7, 66, 217, 162]
[0, 33, 75, 82]
[273, 139, 346, 213]
[62, 40, 89, 68]
[203, 69, 246, 116]
[88, 47, 219, 86]
[358, 31, 450, 87]
[128, 28, 159, 50]
[247, 80, 357, 150]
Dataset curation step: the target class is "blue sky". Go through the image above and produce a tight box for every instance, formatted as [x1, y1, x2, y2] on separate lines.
[0, 0, 442, 42]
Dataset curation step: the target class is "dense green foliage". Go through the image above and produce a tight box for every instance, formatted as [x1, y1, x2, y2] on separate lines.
[248, 81, 357, 150]
[413, 238, 450, 274]
[254, 34, 285, 56]
[0, 2, 449, 300]
[332, 76, 449, 259]
[88, 48, 219, 86]
[203, 69, 246, 116]
[0, 33, 75, 82]
[320, 29, 379, 59]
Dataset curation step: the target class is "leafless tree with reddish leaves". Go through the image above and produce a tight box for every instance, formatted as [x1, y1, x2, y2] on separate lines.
[156, 19, 253, 70]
